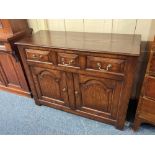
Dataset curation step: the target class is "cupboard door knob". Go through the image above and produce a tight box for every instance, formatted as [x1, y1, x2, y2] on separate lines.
[75, 91, 78, 95]
[55, 78, 59, 82]
[39, 55, 43, 58]
[62, 88, 67, 92]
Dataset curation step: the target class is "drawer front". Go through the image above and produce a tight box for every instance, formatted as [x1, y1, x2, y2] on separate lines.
[143, 76, 155, 100]
[149, 51, 155, 73]
[86, 56, 125, 74]
[139, 97, 155, 116]
[26, 49, 53, 63]
[58, 52, 79, 68]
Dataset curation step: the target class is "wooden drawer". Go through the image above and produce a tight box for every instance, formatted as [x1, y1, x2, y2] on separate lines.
[139, 97, 155, 116]
[57, 52, 79, 68]
[86, 56, 125, 74]
[143, 76, 155, 100]
[26, 49, 54, 64]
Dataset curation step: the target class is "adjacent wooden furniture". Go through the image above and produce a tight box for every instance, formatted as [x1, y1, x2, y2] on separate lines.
[126, 41, 149, 122]
[16, 30, 141, 129]
[0, 19, 31, 96]
[131, 41, 149, 101]
[133, 40, 155, 131]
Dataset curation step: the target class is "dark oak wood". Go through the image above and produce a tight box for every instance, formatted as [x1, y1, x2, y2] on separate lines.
[0, 19, 31, 97]
[0, 19, 29, 41]
[74, 74, 123, 119]
[30, 66, 69, 107]
[133, 40, 155, 131]
[16, 30, 141, 56]
[149, 46, 155, 76]
[130, 41, 150, 100]
[16, 30, 141, 129]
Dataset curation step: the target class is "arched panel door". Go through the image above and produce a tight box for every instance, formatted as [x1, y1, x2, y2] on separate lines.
[30, 66, 69, 107]
[73, 74, 123, 120]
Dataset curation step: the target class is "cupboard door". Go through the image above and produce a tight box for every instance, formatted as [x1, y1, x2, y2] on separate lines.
[73, 74, 123, 119]
[0, 53, 20, 88]
[0, 53, 29, 91]
[30, 66, 69, 107]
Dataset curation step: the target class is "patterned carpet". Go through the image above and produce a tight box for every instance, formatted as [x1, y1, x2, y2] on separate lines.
[0, 90, 154, 135]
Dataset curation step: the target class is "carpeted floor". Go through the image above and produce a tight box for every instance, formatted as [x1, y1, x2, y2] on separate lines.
[0, 90, 154, 135]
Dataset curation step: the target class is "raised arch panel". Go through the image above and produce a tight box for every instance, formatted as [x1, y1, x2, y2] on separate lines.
[30, 66, 69, 107]
[39, 70, 58, 80]
[30, 67, 123, 115]
[81, 79, 112, 111]
[37, 70, 61, 100]
[74, 74, 123, 119]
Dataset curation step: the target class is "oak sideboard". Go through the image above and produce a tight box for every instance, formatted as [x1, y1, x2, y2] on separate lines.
[16, 30, 141, 129]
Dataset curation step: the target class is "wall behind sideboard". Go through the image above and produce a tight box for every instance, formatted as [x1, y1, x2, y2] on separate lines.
[27, 19, 155, 41]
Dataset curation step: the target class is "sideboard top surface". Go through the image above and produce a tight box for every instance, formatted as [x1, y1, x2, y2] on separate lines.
[16, 30, 141, 56]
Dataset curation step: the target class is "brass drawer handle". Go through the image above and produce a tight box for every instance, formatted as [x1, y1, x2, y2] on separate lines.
[69, 59, 74, 65]
[61, 58, 74, 66]
[106, 64, 112, 71]
[32, 54, 43, 59]
[55, 78, 59, 82]
[61, 58, 65, 65]
[97, 62, 105, 71]
[39, 55, 43, 58]
[32, 54, 37, 58]
[97, 62, 112, 71]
